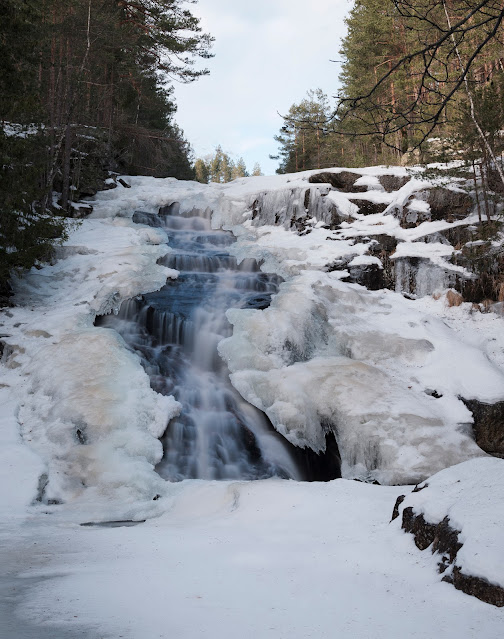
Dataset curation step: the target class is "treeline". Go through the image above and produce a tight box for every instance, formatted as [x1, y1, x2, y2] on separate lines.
[0, 0, 212, 293]
[194, 146, 262, 183]
[273, 0, 504, 176]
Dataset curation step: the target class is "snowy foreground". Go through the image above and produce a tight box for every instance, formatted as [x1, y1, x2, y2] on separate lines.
[1, 168, 504, 637]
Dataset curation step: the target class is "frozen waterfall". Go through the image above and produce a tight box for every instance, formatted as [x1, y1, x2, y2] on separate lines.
[97, 207, 306, 481]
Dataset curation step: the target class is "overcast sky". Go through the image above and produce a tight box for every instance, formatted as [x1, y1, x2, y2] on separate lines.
[174, 0, 351, 176]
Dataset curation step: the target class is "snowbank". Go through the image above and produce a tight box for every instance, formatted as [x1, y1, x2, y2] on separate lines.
[396, 457, 504, 593]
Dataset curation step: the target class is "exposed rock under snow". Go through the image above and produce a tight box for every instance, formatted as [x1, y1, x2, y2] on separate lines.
[392, 457, 504, 606]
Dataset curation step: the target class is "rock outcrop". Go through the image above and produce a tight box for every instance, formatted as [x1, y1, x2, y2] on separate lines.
[462, 399, 504, 457]
[308, 171, 367, 193]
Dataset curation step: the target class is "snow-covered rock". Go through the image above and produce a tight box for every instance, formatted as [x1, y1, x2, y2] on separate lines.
[392, 458, 504, 606]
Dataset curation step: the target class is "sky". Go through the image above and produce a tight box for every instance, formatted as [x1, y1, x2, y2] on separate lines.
[174, 0, 352, 176]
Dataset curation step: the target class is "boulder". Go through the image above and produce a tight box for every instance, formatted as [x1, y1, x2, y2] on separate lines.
[378, 174, 411, 193]
[391, 460, 504, 608]
[462, 399, 504, 457]
[425, 187, 473, 222]
[349, 199, 388, 216]
[392, 503, 504, 607]
[308, 171, 367, 193]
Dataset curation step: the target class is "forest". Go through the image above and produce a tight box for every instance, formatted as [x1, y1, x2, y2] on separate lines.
[273, 0, 504, 185]
[0, 0, 212, 293]
[2, 0, 504, 291]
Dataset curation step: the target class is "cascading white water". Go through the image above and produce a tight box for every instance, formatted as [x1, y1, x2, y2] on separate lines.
[97, 207, 301, 481]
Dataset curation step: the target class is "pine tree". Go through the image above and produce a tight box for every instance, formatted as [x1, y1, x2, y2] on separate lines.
[252, 163, 263, 176]
[0, 0, 214, 298]
[194, 158, 210, 183]
[233, 157, 249, 179]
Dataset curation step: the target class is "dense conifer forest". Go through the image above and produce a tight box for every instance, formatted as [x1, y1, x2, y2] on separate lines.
[273, 0, 504, 181]
[0, 0, 212, 293]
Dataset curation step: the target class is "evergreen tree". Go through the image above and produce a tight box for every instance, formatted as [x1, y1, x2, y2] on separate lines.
[251, 163, 263, 176]
[273, 90, 334, 173]
[194, 158, 210, 183]
[0, 0, 214, 297]
[233, 157, 249, 179]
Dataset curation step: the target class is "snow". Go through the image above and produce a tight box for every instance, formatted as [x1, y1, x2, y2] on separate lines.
[7, 478, 504, 639]
[219, 271, 503, 484]
[1, 165, 504, 637]
[0, 217, 180, 517]
[397, 457, 504, 589]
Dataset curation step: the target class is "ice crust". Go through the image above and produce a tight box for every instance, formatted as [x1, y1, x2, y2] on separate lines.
[219, 271, 502, 484]
[0, 217, 180, 515]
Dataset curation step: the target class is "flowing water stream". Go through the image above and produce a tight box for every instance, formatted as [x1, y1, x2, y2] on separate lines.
[97, 206, 303, 481]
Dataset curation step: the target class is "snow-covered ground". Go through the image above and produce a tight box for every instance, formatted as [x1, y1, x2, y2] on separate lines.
[1, 168, 503, 637]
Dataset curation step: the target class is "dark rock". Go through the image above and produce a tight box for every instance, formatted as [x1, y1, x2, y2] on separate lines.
[425, 188, 473, 222]
[366, 235, 398, 290]
[402, 507, 437, 550]
[80, 520, 146, 528]
[347, 264, 384, 290]
[69, 204, 93, 219]
[446, 567, 504, 607]
[425, 389, 443, 399]
[367, 234, 399, 255]
[309, 171, 367, 193]
[118, 178, 131, 188]
[396, 501, 504, 607]
[159, 202, 180, 216]
[391, 494, 405, 521]
[379, 175, 411, 193]
[349, 199, 388, 215]
[0, 280, 14, 308]
[78, 186, 97, 198]
[462, 399, 504, 457]
[132, 211, 163, 227]
[487, 168, 504, 194]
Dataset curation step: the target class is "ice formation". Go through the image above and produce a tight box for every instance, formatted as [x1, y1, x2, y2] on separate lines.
[1, 164, 504, 505]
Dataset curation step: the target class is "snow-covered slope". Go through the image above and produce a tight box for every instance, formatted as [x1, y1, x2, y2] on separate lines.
[2, 167, 503, 505]
[1, 168, 504, 637]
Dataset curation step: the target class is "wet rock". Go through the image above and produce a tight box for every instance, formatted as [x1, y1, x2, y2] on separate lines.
[132, 211, 163, 227]
[378, 175, 411, 192]
[309, 171, 367, 193]
[349, 199, 388, 215]
[159, 202, 180, 216]
[462, 399, 504, 458]
[347, 264, 384, 290]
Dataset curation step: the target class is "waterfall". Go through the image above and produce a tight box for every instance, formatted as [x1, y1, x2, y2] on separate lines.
[96, 208, 302, 481]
